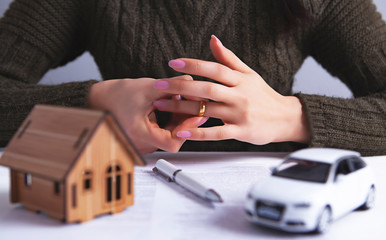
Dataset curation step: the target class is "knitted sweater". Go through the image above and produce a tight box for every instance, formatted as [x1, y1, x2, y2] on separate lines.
[0, 0, 385, 156]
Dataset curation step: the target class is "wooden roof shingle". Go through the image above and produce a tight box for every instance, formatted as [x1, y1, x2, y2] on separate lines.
[0, 105, 146, 180]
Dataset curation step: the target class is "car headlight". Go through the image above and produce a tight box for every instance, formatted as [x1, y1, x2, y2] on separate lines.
[293, 202, 311, 208]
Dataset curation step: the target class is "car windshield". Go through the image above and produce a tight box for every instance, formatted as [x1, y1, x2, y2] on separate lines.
[272, 158, 331, 183]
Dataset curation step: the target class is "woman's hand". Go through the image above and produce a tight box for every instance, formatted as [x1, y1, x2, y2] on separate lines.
[152, 35, 310, 145]
[88, 75, 202, 154]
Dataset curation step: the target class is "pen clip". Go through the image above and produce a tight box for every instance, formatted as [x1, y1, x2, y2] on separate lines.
[152, 167, 173, 182]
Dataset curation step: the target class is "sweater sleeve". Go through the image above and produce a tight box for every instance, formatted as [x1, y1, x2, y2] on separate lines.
[0, 0, 98, 147]
[298, 0, 386, 156]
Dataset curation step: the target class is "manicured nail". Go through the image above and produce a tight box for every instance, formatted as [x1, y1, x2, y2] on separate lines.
[174, 94, 182, 100]
[153, 80, 169, 89]
[198, 117, 209, 127]
[153, 100, 167, 108]
[211, 34, 223, 46]
[176, 130, 192, 138]
[168, 59, 186, 69]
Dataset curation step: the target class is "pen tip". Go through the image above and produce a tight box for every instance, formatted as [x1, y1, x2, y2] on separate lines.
[206, 189, 223, 203]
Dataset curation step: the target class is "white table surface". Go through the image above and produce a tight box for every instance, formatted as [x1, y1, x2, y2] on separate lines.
[0, 151, 385, 240]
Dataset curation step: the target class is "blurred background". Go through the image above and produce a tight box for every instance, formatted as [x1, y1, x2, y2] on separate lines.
[0, 0, 385, 98]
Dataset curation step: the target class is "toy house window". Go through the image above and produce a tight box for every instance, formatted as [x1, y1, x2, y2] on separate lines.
[83, 170, 92, 191]
[54, 181, 60, 195]
[106, 165, 122, 202]
[72, 184, 77, 208]
[128, 173, 132, 195]
[24, 173, 32, 187]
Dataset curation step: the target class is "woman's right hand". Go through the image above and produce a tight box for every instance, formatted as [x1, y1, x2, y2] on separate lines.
[88, 75, 200, 154]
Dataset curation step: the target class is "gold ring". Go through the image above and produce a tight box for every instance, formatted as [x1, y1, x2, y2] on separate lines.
[198, 101, 206, 117]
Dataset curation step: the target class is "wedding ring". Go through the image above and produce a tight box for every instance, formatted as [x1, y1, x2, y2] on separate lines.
[198, 101, 207, 117]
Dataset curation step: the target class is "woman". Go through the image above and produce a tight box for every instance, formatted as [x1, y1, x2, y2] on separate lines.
[0, 0, 385, 155]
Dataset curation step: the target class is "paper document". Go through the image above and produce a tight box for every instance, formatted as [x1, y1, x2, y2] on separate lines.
[1, 151, 385, 240]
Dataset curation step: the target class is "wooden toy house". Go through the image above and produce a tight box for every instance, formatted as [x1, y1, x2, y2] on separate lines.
[0, 105, 146, 223]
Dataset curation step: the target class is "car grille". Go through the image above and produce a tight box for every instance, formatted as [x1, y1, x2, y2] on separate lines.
[255, 200, 285, 222]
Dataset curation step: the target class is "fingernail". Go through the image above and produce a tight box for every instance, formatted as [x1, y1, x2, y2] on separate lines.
[168, 59, 186, 69]
[198, 117, 209, 126]
[153, 100, 167, 108]
[211, 34, 223, 46]
[176, 130, 192, 138]
[153, 80, 169, 89]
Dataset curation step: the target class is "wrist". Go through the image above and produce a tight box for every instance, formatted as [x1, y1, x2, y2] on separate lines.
[88, 82, 99, 109]
[88, 81, 109, 110]
[275, 96, 310, 144]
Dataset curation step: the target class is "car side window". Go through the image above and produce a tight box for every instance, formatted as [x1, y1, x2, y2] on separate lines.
[349, 157, 367, 172]
[335, 159, 351, 177]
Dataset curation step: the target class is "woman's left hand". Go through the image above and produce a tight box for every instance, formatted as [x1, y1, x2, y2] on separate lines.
[153, 35, 310, 145]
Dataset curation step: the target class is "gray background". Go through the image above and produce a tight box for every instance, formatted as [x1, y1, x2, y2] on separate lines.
[1, 0, 385, 98]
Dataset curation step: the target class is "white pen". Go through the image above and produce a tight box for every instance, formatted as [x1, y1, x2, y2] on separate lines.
[152, 159, 223, 203]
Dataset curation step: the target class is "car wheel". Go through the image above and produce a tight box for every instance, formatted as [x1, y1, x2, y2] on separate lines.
[315, 207, 331, 234]
[360, 186, 375, 210]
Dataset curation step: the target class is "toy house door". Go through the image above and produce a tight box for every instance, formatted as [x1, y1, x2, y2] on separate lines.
[106, 164, 124, 212]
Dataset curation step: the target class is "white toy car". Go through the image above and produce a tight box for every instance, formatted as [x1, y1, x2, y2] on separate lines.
[245, 148, 375, 233]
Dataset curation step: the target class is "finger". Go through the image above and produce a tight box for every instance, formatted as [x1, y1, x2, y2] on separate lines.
[175, 125, 238, 141]
[152, 75, 193, 100]
[182, 94, 206, 102]
[153, 78, 233, 103]
[153, 99, 232, 121]
[153, 75, 204, 102]
[174, 116, 209, 130]
[168, 59, 239, 87]
[168, 75, 193, 81]
[171, 116, 209, 137]
[166, 112, 208, 133]
[164, 75, 201, 101]
[172, 78, 206, 101]
[170, 76, 204, 102]
[146, 122, 184, 152]
[210, 35, 254, 74]
[173, 94, 182, 100]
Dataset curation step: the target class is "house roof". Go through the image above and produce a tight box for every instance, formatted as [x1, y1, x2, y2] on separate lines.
[0, 105, 146, 181]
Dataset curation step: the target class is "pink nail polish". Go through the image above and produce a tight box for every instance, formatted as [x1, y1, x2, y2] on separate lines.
[177, 130, 192, 138]
[153, 80, 169, 89]
[211, 34, 223, 46]
[175, 94, 182, 100]
[168, 59, 186, 69]
[153, 100, 167, 108]
[198, 117, 209, 126]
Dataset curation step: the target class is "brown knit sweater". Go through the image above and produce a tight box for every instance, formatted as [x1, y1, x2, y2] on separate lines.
[0, 0, 385, 156]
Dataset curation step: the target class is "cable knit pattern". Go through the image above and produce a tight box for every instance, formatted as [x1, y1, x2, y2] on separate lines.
[297, 0, 386, 155]
[0, 0, 385, 155]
